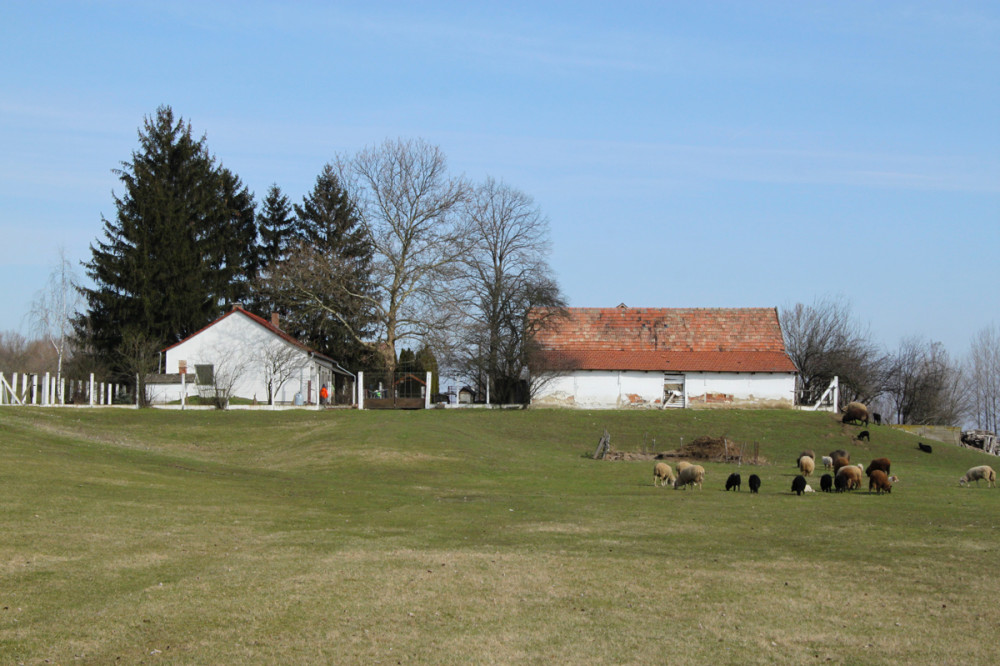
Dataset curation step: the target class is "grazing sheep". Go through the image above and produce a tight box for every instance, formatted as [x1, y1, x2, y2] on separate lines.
[834, 473, 848, 492]
[872, 412, 882, 425]
[791, 475, 808, 496]
[674, 464, 706, 490]
[725, 472, 741, 491]
[829, 449, 850, 463]
[821, 455, 833, 470]
[842, 402, 869, 426]
[653, 462, 675, 487]
[836, 464, 863, 491]
[858, 430, 870, 442]
[798, 455, 815, 477]
[866, 458, 891, 477]
[804, 484, 815, 493]
[797, 450, 816, 466]
[869, 469, 892, 494]
[748, 474, 761, 493]
[676, 461, 693, 473]
[832, 456, 851, 474]
[918, 442, 933, 454]
[959, 465, 997, 488]
[820, 473, 833, 492]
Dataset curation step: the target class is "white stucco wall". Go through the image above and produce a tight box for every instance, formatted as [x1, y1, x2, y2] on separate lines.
[532, 370, 795, 409]
[161, 313, 323, 404]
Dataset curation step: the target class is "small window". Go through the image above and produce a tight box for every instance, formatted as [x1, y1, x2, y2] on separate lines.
[195, 364, 214, 385]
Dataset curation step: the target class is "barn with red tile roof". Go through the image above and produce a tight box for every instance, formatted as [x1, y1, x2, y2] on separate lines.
[530, 305, 797, 409]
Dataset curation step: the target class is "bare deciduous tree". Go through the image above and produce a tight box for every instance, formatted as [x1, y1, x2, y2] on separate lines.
[29, 248, 82, 393]
[453, 177, 565, 403]
[116, 328, 160, 407]
[780, 296, 885, 406]
[966, 324, 1000, 432]
[258, 340, 302, 405]
[884, 337, 966, 425]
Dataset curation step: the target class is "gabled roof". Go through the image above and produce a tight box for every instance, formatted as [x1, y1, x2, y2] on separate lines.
[532, 306, 797, 373]
[163, 306, 341, 369]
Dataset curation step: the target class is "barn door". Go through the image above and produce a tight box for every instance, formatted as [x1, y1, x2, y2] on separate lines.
[663, 374, 685, 408]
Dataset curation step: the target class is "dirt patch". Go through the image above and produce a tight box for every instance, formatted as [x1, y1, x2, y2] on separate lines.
[602, 436, 766, 464]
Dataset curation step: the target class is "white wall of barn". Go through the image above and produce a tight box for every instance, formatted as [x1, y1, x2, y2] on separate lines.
[533, 370, 795, 409]
[161, 314, 319, 404]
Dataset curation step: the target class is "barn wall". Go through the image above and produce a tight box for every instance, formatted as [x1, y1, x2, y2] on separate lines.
[684, 372, 795, 407]
[533, 370, 795, 409]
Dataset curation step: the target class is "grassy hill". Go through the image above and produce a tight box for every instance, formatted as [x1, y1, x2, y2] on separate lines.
[1, 407, 998, 664]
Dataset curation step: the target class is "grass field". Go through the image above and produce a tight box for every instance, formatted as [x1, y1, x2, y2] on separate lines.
[1, 407, 998, 664]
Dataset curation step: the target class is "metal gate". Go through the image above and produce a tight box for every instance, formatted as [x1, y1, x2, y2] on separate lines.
[362, 371, 427, 409]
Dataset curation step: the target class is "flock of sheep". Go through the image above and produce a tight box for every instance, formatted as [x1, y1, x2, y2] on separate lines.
[650, 401, 997, 495]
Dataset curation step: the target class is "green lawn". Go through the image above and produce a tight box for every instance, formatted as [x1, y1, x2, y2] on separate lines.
[1, 407, 997, 664]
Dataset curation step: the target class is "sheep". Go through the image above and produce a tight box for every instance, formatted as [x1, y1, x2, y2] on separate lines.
[834, 473, 849, 492]
[797, 450, 816, 466]
[748, 474, 761, 494]
[821, 455, 834, 470]
[676, 461, 693, 473]
[869, 469, 892, 494]
[829, 449, 850, 463]
[836, 464, 863, 491]
[798, 455, 815, 477]
[866, 458, 891, 477]
[832, 456, 851, 474]
[872, 412, 882, 426]
[858, 430, 870, 442]
[725, 472, 741, 491]
[959, 465, 997, 488]
[842, 402, 869, 426]
[918, 442, 933, 454]
[820, 473, 833, 492]
[674, 464, 706, 490]
[804, 484, 815, 493]
[791, 474, 808, 495]
[653, 462, 675, 487]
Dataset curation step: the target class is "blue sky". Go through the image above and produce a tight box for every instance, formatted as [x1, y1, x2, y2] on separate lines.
[2, 1, 997, 357]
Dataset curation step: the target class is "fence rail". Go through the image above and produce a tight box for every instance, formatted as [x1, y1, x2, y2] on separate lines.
[0, 372, 128, 407]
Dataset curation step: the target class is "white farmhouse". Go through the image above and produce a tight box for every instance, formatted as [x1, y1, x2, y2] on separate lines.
[530, 305, 797, 409]
[149, 306, 354, 406]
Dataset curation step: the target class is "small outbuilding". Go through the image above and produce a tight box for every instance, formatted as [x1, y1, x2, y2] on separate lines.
[151, 306, 354, 406]
[529, 305, 797, 409]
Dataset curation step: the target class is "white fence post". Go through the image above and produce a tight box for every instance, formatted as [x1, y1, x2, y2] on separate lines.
[425, 371, 432, 409]
[357, 371, 364, 410]
[89, 374, 95, 406]
[43, 373, 51, 406]
[181, 372, 186, 409]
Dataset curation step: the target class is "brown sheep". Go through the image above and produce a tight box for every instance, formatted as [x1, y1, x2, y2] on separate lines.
[869, 469, 892, 494]
[798, 455, 815, 477]
[832, 456, 851, 474]
[866, 458, 891, 477]
[653, 462, 675, 487]
[836, 464, 863, 490]
[829, 449, 850, 463]
[842, 402, 869, 426]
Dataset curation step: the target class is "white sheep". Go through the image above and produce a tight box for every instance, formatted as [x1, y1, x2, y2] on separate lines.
[959, 465, 997, 488]
[674, 464, 705, 490]
[653, 462, 675, 487]
[804, 484, 815, 493]
[822, 455, 833, 470]
[676, 461, 693, 473]
[798, 455, 815, 477]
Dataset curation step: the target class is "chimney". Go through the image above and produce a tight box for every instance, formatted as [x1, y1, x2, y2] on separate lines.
[271, 312, 280, 329]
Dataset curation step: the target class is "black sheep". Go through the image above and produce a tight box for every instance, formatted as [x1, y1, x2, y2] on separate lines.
[820, 473, 833, 492]
[791, 474, 807, 496]
[748, 474, 761, 494]
[834, 473, 848, 492]
[858, 430, 870, 442]
[918, 442, 933, 454]
[725, 472, 741, 491]
[872, 413, 882, 426]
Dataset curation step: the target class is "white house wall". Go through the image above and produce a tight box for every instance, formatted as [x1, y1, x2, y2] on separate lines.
[164, 314, 318, 404]
[533, 370, 795, 409]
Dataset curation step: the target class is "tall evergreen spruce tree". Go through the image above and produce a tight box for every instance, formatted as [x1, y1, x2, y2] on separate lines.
[251, 184, 296, 315]
[285, 164, 376, 369]
[79, 106, 257, 373]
